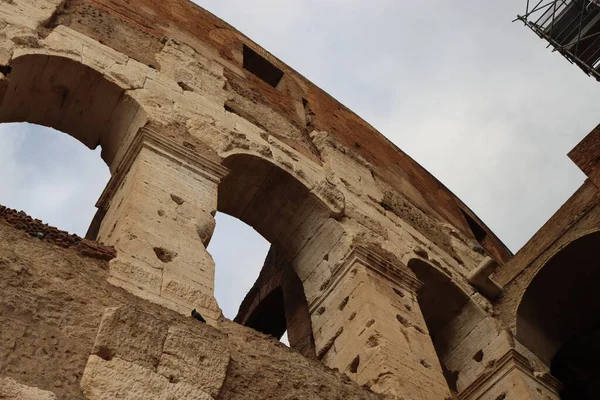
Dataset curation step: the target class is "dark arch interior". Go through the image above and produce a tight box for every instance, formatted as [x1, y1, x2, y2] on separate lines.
[245, 287, 287, 339]
[517, 231, 600, 399]
[232, 245, 316, 357]
[217, 154, 323, 356]
[407, 258, 473, 393]
[217, 153, 331, 260]
[552, 328, 600, 399]
[408, 259, 470, 338]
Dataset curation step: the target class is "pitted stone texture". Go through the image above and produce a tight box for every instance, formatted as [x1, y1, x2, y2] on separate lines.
[0, 213, 396, 400]
[0, 377, 57, 400]
[91, 306, 169, 370]
[81, 356, 213, 400]
[157, 326, 229, 398]
[87, 306, 228, 398]
[0, 0, 519, 398]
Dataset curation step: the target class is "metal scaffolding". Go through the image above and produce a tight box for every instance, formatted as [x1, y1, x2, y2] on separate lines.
[517, 0, 600, 81]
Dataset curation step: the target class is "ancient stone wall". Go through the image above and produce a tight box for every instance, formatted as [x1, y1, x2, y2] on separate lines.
[1, 0, 598, 399]
[0, 215, 390, 400]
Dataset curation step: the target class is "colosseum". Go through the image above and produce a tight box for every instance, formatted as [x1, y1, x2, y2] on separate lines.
[0, 1, 598, 399]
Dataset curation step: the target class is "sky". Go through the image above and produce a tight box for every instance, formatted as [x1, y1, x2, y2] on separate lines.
[1, 0, 599, 320]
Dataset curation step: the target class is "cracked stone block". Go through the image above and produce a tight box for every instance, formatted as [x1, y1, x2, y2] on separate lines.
[157, 326, 230, 397]
[91, 306, 169, 370]
[81, 355, 213, 400]
[0, 377, 57, 400]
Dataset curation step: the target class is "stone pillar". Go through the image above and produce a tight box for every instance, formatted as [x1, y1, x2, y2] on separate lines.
[309, 246, 453, 399]
[93, 128, 228, 322]
[458, 351, 561, 400]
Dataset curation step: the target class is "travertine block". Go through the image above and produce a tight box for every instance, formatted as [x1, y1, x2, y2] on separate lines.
[0, 377, 57, 400]
[91, 306, 169, 370]
[81, 356, 213, 400]
[98, 132, 227, 317]
[157, 326, 230, 397]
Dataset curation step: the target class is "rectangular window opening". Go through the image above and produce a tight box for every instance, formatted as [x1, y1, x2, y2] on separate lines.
[243, 44, 284, 88]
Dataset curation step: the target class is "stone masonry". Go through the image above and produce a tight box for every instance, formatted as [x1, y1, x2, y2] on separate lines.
[1, 1, 599, 399]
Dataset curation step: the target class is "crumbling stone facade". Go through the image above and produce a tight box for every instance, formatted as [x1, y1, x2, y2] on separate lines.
[0, 1, 598, 399]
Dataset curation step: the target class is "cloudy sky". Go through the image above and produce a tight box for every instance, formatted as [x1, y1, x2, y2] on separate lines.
[1, 0, 599, 320]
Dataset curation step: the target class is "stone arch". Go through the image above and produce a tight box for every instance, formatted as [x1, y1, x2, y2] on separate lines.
[234, 245, 316, 357]
[516, 231, 600, 398]
[217, 152, 341, 263]
[407, 258, 484, 393]
[0, 54, 147, 171]
[216, 153, 343, 352]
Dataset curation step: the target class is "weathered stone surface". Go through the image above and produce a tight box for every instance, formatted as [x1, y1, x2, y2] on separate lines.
[81, 356, 213, 400]
[157, 326, 229, 397]
[91, 306, 169, 370]
[0, 219, 389, 400]
[2, 1, 598, 399]
[0, 377, 57, 400]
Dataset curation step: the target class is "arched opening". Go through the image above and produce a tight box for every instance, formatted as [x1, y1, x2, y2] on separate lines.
[214, 153, 333, 356]
[517, 231, 600, 399]
[244, 287, 287, 338]
[217, 153, 332, 256]
[208, 212, 270, 319]
[0, 54, 146, 235]
[407, 258, 478, 394]
[1, 55, 147, 170]
[230, 244, 314, 355]
[0, 123, 109, 236]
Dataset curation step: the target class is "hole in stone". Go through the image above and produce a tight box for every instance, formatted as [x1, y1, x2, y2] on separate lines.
[367, 334, 380, 348]
[317, 306, 326, 315]
[177, 81, 193, 92]
[319, 278, 331, 291]
[396, 314, 411, 328]
[348, 312, 356, 321]
[153, 247, 177, 263]
[393, 287, 405, 297]
[473, 349, 484, 362]
[348, 355, 360, 374]
[494, 394, 506, 400]
[365, 319, 375, 328]
[420, 359, 432, 369]
[323, 253, 329, 261]
[242, 44, 284, 88]
[157, 209, 165, 217]
[95, 346, 114, 361]
[224, 102, 236, 113]
[170, 194, 185, 205]
[414, 246, 429, 259]
[339, 296, 349, 310]
[0, 65, 12, 75]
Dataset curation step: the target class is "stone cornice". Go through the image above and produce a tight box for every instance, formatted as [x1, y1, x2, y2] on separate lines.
[309, 245, 421, 314]
[458, 350, 562, 400]
[97, 128, 229, 208]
